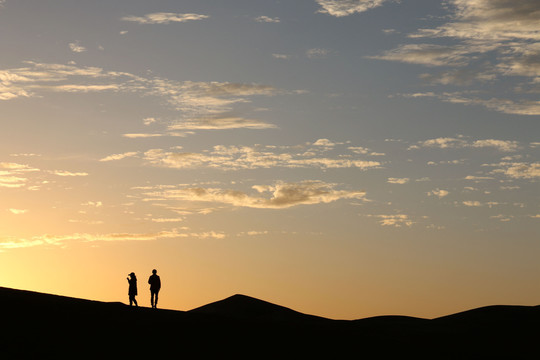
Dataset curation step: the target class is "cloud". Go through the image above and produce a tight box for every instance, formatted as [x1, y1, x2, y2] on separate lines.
[122, 133, 166, 138]
[409, 137, 467, 150]
[143, 117, 156, 125]
[0, 61, 289, 128]
[237, 230, 270, 237]
[372, 0, 540, 115]
[69, 41, 86, 53]
[272, 54, 291, 60]
[420, 68, 496, 86]
[52, 170, 88, 177]
[491, 214, 513, 222]
[402, 92, 540, 116]
[370, 44, 472, 67]
[414, 0, 540, 43]
[306, 48, 330, 59]
[348, 146, 385, 156]
[121, 12, 209, 24]
[169, 114, 277, 130]
[464, 175, 494, 181]
[149, 218, 184, 223]
[495, 162, 540, 179]
[51, 84, 121, 92]
[462, 200, 482, 207]
[8, 208, 28, 215]
[313, 138, 335, 147]
[255, 16, 280, 23]
[315, 0, 391, 17]
[68, 219, 104, 225]
[151, 79, 283, 118]
[0, 173, 27, 188]
[81, 201, 102, 207]
[387, 177, 409, 184]
[471, 139, 519, 152]
[0, 162, 41, 189]
[0, 162, 33, 170]
[409, 137, 520, 151]
[368, 214, 413, 227]
[0, 61, 139, 101]
[99, 152, 139, 162]
[427, 189, 449, 198]
[141, 142, 381, 171]
[0, 229, 225, 249]
[143, 181, 366, 209]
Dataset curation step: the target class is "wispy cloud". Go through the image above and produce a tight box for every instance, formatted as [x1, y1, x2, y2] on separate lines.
[69, 41, 86, 53]
[370, 44, 473, 67]
[0, 61, 290, 131]
[372, 0, 540, 115]
[367, 214, 413, 227]
[399, 92, 540, 116]
[462, 200, 483, 207]
[121, 12, 209, 24]
[0, 162, 35, 170]
[387, 177, 409, 184]
[143, 117, 156, 126]
[427, 189, 449, 198]
[315, 0, 391, 17]
[141, 141, 381, 171]
[8, 208, 28, 215]
[409, 137, 520, 152]
[255, 15, 280, 23]
[81, 201, 102, 207]
[272, 54, 291, 60]
[0, 61, 138, 100]
[52, 170, 89, 177]
[122, 133, 166, 138]
[169, 114, 277, 130]
[306, 48, 330, 59]
[142, 181, 366, 209]
[0, 173, 27, 188]
[0, 162, 41, 189]
[153, 80, 282, 117]
[99, 152, 139, 162]
[0, 229, 225, 250]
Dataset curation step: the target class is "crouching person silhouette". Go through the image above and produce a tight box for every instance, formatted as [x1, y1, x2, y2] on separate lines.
[148, 269, 161, 309]
[127, 272, 138, 307]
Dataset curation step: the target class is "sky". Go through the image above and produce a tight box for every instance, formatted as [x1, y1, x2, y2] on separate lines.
[0, 0, 539, 320]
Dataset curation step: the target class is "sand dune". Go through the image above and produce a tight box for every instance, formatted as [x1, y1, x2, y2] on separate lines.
[2, 286, 539, 357]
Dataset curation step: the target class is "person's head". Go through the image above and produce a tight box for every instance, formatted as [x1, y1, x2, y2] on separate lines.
[152, 269, 157, 275]
[129, 272, 136, 278]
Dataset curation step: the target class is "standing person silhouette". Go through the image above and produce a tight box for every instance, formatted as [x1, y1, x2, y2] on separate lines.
[148, 269, 161, 309]
[127, 272, 138, 307]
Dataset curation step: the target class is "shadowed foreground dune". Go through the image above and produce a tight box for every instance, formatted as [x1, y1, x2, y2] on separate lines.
[2, 286, 540, 358]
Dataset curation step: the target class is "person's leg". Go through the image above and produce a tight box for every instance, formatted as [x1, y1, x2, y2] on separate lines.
[133, 296, 138, 307]
[154, 290, 159, 308]
[129, 295, 133, 306]
[150, 291, 155, 308]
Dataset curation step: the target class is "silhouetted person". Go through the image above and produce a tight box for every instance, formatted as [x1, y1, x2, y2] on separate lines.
[148, 269, 161, 309]
[127, 272, 138, 307]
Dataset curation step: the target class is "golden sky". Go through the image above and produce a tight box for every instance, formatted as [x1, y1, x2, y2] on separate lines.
[1, 0, 539, 319]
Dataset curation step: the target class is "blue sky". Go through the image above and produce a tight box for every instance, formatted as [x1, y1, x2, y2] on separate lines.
[0, 0, 538, 319]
